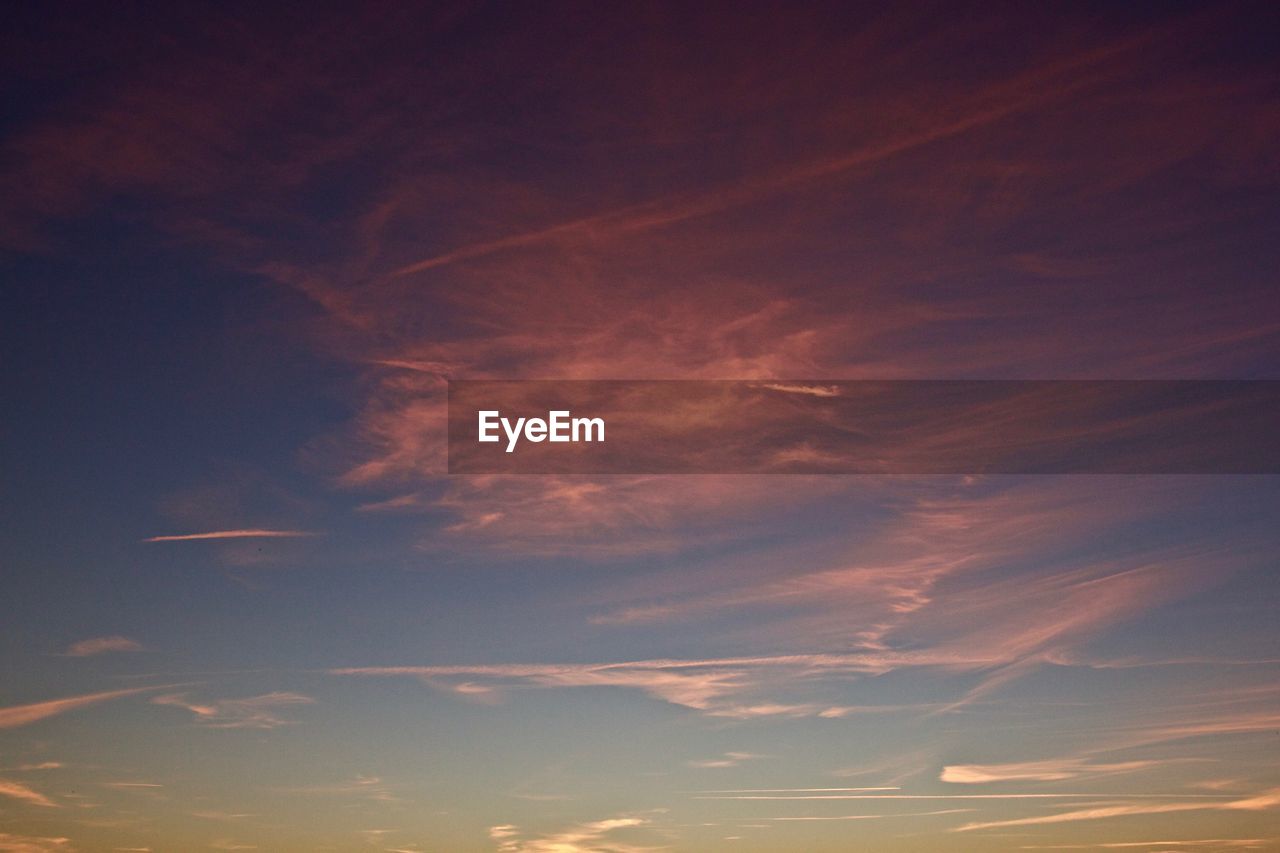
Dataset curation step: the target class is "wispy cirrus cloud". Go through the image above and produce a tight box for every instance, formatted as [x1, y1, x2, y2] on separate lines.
[0, 687, 163, 730]
[941, 759, 1163, 784]
[769, 808, 970, 821]
[331, 651, 983, 717]
[489, 816, 658, 853]
[431, 473, 847, 557]
[0, 832, 72, 852]
[1109, 710, 1280, 751]
[477, 477, 1237, 715]
[328, 548, 1247, 716]
[63, 636, 143, 657]
[274, 774, 399, 804]
[0, 779, 58, 808]
[334, 659, 768, 714]
[150, 692, 314, 729]
[1017, 841, 1270, 849]
[388, 19, 1188, 280]
[141, 529, 318, 543]
[1014, 684, 1280, 760]
[954, 787, 1280, 832]
[755, 382, 842, 397]
[332, 484, 1253, 719]
[0, 5, 1274, 853]
[686, 752, 766, 769]
[694, 787, 899, 793]
[326, 642, 1072, 719]
[692, 793, 1229, 802]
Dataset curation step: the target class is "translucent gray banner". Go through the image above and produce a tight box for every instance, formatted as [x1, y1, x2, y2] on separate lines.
[447, 380, 1280, 474]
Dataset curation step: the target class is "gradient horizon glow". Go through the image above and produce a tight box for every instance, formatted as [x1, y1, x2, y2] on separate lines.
[2, 3, 1279, 851]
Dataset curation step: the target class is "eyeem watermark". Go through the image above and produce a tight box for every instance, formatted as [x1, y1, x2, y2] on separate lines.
[477, 409, 605, 453]
[450, 380, 1280, 474]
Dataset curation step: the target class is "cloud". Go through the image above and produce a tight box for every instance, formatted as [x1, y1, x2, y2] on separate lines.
[103, 782, 163, 790]
[389, 21, 1175, 279]
[0, 779, 58, 808]
[335, 660, 754, 713]
[691, 793, 1226, 802]
[2, 6, 1278, 851]
[151, 692, 314, 729]
[686, 752, 766, 769]
[141, 529, 318, 543]
[818, 704, 941, 719]
[942, 759, 1162, 784]
[333, 479, 1251, 720]
[755, 383, 842, 397]
[588, 548, 965, 628]
[1017, 841, 1269, 849]
[580, 478, 1213, 674]
[432, 474, 847, 557]
[330, 527, 1246, 717]
[274, 774, 399, 804]
[0, 687, 162, 729]
[1111, 710, 1280, 751]
[488, 816, 658, 853]
[0, 833, 72, 852]
[691, 787, 899, 793]
[954, 787, 1280, 832]
[189, 811, 253, 821]
[769, 808, 970, 821]
[63, 636, 143, 657]
[331, 651, 980, 716]
[1002, 687, 1280, 761]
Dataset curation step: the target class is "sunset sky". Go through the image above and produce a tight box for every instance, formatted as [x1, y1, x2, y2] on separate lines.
[2, 3, 1279, 851]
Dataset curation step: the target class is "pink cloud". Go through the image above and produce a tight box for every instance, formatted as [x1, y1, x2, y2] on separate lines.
[941, 759, 1162, 784]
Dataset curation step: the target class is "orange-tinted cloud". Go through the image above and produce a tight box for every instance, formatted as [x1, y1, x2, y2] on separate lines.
[0, 687, 161, 730]
[150, 692, 314, 729]
[141, 529, 317, 543]
[489, 815, 654, 853]
[941, 759, 1162, 784]
[1017, 841, 1269, 849]
[0, 779, 58, 808]
[954, 787, 1280, 832]
[63, 636, 142, 657]
[0, 832, 72, 852]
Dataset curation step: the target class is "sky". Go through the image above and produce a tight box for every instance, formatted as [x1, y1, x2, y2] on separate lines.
[2, 2, 1279, 851]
